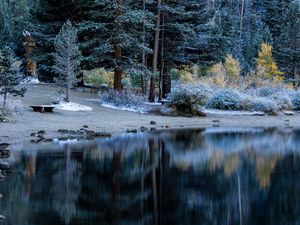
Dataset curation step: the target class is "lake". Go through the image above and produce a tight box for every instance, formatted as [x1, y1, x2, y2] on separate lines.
[1, 127, 300, 225]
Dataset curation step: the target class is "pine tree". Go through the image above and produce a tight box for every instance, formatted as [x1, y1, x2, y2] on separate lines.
[53, 21, 82, 102]
[0, 0, 14, 47]
[276, 1, 300, 85]
[32, 0, 75, 81]
[0, 45, 26, 106]
[257, 43, 282, 79]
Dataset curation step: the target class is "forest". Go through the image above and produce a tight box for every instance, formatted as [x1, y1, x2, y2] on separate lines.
[0, 0, 300, 115]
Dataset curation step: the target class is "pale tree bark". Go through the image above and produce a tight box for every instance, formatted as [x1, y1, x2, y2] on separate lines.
[149, 0, 162, 102]
[159, 13, 165, 101]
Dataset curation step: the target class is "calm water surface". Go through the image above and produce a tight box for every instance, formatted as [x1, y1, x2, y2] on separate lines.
[1, 128, 300, 225]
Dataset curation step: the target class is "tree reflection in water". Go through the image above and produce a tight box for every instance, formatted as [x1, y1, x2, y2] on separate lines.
[1, 128, 300, 225]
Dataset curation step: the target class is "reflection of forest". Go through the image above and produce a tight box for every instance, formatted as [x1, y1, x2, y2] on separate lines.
[0, 128, 300, 225]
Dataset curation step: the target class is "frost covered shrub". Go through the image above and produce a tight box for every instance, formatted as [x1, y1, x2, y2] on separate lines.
[100, 90, 146, 108]
[292, 93, 300, 110]
[207, 89, 244, 110]
[0, 100, 23, 122]
[167, 84, 212, 114]
[0, 107, 11, 122]
[247, 97, 278, 114]
[271, 91, 293, 110]
[257, 86, 278, 97]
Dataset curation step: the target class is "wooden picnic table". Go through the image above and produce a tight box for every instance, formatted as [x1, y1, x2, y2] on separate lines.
[30, 105, 55, 113]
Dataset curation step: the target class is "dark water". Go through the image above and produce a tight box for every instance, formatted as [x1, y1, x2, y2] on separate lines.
[1, 128, 300, 225]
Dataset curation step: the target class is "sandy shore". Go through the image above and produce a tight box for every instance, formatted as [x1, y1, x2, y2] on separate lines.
[0, 84, 299, 144]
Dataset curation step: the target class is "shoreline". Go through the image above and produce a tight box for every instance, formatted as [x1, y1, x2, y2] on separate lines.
[0, 84, 299, 144]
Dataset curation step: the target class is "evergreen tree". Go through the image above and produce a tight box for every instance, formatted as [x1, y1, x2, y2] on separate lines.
[53, 21, 82, 102]
[276, 1, 300, 84]
[0, 45, 26, 106]
[0, 0, 14, 47]
[32, 0, 75, 81]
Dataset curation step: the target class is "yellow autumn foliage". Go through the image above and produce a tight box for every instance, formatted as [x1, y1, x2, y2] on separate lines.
[257, 43, 283, 79]
[225, 54, 241, 82]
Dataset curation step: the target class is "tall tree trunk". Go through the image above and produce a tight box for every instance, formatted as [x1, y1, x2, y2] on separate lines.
[66, 84, 70, 102]
[3, 88, 7, 107]
[149, 0, 162, 102]
[159, 14, 165, 101]
[114, 47, 123, 90]
[162, 67, 171, 99]
[114, 0, 123, 91]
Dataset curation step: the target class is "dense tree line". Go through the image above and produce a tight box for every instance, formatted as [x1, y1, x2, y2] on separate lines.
[0, 0, 299, 100]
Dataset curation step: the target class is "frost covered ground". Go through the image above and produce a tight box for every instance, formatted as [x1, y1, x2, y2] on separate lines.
[1, 83, 300, 144]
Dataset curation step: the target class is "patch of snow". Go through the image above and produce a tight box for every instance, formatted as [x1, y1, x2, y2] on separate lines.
[101, 103, 145, 113]
[55, 102, 92, 111]
[203, 108, 265, 116]
[144, 102, 162, 106]
[21, 77, 40, 84]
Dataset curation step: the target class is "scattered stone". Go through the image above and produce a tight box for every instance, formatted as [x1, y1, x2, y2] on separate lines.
[94, 132, 112, 138]
[0, 149, 10, 158]
[58, 129, 69, 133]
[127, 129, 138, 133]
[37, 130, 46, 135]
[30, 133, 37, 137]
[213, 124, 220, 127]
[37, 134, 45, 139]
[68, 130, 78, 135]
[0, 143, 10, 148]
[0, 215, 5, 221]
[0, 162, 10, 170]
[283, 111, 294, 116]
[43, 139, 53, 143]
[212, 120, 220, 123]
[83, 125, 89, 128]
[140, 127, 148, 132]
[165, 125, 170, 128]
[150, 121, 157, 125]
[150, 128, 156, 131]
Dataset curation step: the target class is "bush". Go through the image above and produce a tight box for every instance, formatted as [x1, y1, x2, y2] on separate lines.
[246, 97, 278, 114]
[292, 93, 300, 110]
[167, 84, 212, 114]
[100, 90, 146, 108]
[257, 86, 278, 97]
[0, 100, 23, 122]
[0, 107, 11, 122]
[83, 68, 113, 87]
[207, 89, 244, 110]
[271, 91, 293, 110]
